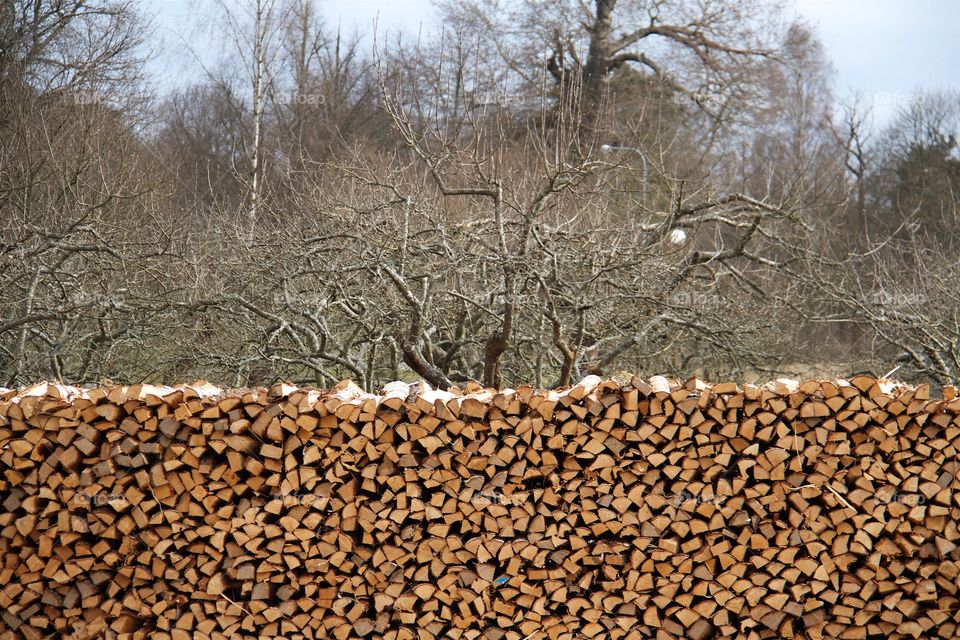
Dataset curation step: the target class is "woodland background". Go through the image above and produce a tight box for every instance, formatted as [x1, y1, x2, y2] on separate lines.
[2, 0, 959, 390]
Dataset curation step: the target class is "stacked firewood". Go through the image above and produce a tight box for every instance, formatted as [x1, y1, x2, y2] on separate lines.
[0, 374, 958, 640]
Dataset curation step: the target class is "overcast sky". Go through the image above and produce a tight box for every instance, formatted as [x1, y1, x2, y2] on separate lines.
[147, 0, 960, 127]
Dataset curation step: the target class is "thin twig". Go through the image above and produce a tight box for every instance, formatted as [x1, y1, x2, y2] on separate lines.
[220, 593, 253, 617]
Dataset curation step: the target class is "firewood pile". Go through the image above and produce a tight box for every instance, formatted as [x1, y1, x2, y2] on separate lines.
[1, 374, 959, 640]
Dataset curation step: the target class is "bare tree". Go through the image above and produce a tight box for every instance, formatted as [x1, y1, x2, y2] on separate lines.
[198, 0, 295, 238]
[836, 99, 871, 237]
[0, 1, 173, 386]
[437, 0, 785, 135]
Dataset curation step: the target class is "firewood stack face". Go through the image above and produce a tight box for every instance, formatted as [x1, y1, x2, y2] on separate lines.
[0, 374, 959, 640]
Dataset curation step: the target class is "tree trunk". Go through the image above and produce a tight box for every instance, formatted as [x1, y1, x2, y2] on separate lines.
[580, 0, 616, 134]
[482, 332, 508, 388]
[248, 0, 267, 243]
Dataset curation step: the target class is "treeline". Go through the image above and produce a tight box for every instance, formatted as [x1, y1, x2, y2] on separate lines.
[1, 0, 959, 390]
